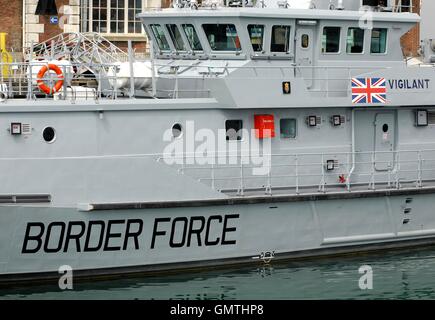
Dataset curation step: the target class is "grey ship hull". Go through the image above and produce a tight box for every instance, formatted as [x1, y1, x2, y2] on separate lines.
[2, 188, 435, 284]
[2, 3, 435, 284]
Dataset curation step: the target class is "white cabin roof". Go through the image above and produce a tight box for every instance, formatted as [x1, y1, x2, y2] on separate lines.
[138, 8, 420, 23]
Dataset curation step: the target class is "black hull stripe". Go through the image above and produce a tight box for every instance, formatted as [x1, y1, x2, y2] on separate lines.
[90, 187, 435, 210]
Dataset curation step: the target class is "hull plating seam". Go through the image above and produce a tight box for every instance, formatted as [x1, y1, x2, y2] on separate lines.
[89, 187, 435, 210]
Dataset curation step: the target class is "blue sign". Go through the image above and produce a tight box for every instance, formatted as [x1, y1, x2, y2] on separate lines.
[49, 16, 58, 25]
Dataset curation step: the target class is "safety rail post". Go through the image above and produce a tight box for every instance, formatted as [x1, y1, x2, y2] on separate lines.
[27, 42, 34, 100]
[150, 40, 156, 97]
[346, 152, 351, 192]
[62, 65, 67, 100]
[387, 161, 392, 189]
[114, 68, 118, 100]
[8, 61, 12, 98]
[174, 68, 179, 99]
[97, 67, 102, 100]
[395, 151, 401, 189]
[417, 151, 423, 188]
[370, 151, 375, 190]
[266, 163, 272, 195]
[180, 153, 185, 175]
[238, 160, 245, 196]
[127, 40, 135, 99]
[295, 155, 299, 194]
[319, 154, 325, 193]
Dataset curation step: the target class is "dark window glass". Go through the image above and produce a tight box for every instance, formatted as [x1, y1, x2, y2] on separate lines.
[150, 24, 171, 51]
[280, 119, 297, 139]
[225, 120, 243, 141]
[371, 28, 387, 54]
[271, 26, 291, 52]
[322, 27, 341, 53]
[203, 24, 241, 51]
[166, 24, 187, 51]
[182, 24, 203, 51]
[347, 28, 364, 53]
[248, 25, 264, 52]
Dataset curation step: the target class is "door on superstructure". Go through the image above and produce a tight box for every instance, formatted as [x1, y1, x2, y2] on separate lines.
[374, 113, 396, 171]
[295, 24, 315, 88]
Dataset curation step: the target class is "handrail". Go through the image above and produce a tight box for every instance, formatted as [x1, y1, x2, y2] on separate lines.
[155, 149, 435, 195]
[0, 149, 433, 196]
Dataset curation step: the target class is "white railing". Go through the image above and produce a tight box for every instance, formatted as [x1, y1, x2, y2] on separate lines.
[0, 60, 155, 101]
[155, 62, 392, 98]
[0, 149, 432, 198]
[157, 149, 435, 196]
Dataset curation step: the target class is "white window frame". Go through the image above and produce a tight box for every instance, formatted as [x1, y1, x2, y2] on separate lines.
[88, 0, 145, 36]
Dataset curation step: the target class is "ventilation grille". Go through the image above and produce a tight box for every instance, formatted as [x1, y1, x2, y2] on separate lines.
[428, 112, 435, 125]
[22, 124, 32, 135]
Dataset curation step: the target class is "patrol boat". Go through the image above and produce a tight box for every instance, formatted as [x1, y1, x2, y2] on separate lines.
[1, 0, 435, 283]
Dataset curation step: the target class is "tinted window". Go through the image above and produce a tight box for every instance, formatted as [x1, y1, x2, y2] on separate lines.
[371, 28, 387, 54]
[182, 24, 203, 51]
[322, 27, 341, 53]
[225, 120, 243, 141]
[347, 28, 364, 53]
[248, 25, 264, 52]
[271, 26, 291, 52]
[280, 119, 297, 139]
[150, 24, 170, 51]
[166, 24, 186, 51]
[203, 24, 241, 51]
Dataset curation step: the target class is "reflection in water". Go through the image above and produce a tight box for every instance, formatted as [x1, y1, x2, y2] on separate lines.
[2, 248, 435, 300]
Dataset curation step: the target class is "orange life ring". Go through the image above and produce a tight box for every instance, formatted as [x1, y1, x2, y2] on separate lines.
[36, 64, 64, 95]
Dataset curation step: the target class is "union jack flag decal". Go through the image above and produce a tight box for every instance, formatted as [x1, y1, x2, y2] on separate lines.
[351, 77, 387, 104]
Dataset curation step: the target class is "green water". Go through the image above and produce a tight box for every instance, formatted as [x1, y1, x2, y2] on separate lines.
[2, 248, 435, 300]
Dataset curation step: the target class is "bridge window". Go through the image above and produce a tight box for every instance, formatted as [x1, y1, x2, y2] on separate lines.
[371, 28, 388, 54]
[271, 26, 291, 52]
[166, 24, 187, 51]
[150, 24, 171, 51]
[322, 27, 341, 53]
[248, 25, 264, 52]
[280, 119, 297, 139]
[182, 24, 203, 51]
[346, 28, 364, 53]
[203, 24, 241, 51]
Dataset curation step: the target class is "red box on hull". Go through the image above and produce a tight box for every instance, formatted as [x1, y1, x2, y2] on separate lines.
[254, 114, 276, 139]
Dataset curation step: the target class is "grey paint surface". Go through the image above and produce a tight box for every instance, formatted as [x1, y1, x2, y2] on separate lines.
[0, 5, 435, 279]
[421, 0, 435, 40]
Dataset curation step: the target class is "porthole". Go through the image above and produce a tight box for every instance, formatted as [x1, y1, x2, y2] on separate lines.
[382, 124, 389, 133]
[301, 34, 309, 48]
[172, 123, 182, 138]
[43, 127, 56, 143]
